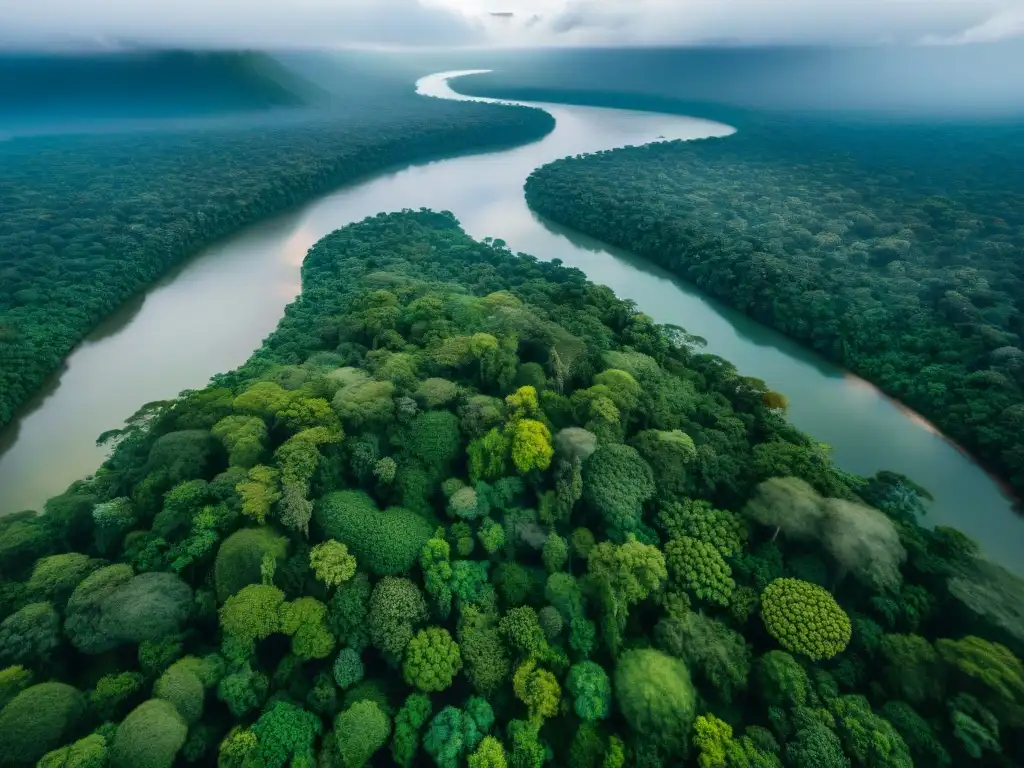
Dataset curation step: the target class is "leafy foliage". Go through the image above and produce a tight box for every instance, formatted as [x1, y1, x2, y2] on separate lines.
[615, 648, 697, 759]
[2, 209, 1021, 766]
[315, 491, 432, 576]
[761, 578, 852, 661]
[0, 682, 86, 766]
[403, 626, 462, 692]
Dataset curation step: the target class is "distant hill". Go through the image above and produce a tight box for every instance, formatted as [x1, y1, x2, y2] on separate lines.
[0, 50, 324, 128]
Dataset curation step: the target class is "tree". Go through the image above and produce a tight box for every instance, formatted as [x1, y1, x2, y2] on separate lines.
[820, 499, 906, 591]
[936, 635, 1024, 726]
[459, 606, 511, 697]
[655, 612, 750, 704]
[946, 558, 1024, 646]
[90, 671, 144, 721]
[110, 698, 188, 768]
[219, 584, 285, 650]
[509, 419, 554, 474]
[586, 536, 667, 654]
[615, 648, 696, 759]
[214, 527, 288, 602]
[0, 602, 59, 668]
[743, 477, 825, 541]
[212, 414, 268, 468]
[408, 410, 463, 476]
[333, 700, 391, 768]
[632, 429, 696, 499]
[0, 682, 86, 766]
[499, 606, 548, 660]
[218, 727, 260, 768]
[328, 572, 372, 653]
[664, 536, 736, 606]
[553, 427, 598, 463]
[657, 499, 747, 558]
[216, 664, 268, 717]
[513, 659, 561, 722]
[538, 606, 562, 640]
[309, 540, 357, 589]
[756, 650, 809, 709]
[392, 693, 432, 768]
[948, 693, 1001, 759]
[145, 429, 217, 486]
[468, 428, 511, 485]
[506, 719, 544, 768]
[552, 458, 584, 525]
[478, 518, 506, 555]
[235, 465, 281, 525]
[542, 533, 568, 574]
[468, 735, 508, 768]
[153, 662, 205, 724]
[280, 596, 335, 660]
[878, 634, 945, 706]
[459, 395, 506, 439]
[545, 572, 584, 623]
[92, 497, 136, 554]
[449, 486, 483, 520]
[423, 702, 492, 768]
[451, 559, 491, 608]
[582, 444, 655, 536]
[97, 572, 192, 646]
[332, 379, 395, 428]
[368, 577, 428, 665]
[829, 694, 912, 768]
[37, 733, 109, 768]
[421, 534, 454, 619]
[880, 701, 951, 767]
[315, 491, 432, 576]
[692, 714, 781, 768]
[250, 700, 322, 768]
[330, 647, 364, 691]
[566, 661, 611, 721]
[415, 378, 460, 409]
[0, 666, 31, 712]
[26, 552, 99, 605]
[761, 579, 851, 661]
[785, 726, 850, 768]
[571, 528, 596, 559]
[568, 721, 605, 768]
[233, 381, 291, 418]
[404, 627, 462, 692]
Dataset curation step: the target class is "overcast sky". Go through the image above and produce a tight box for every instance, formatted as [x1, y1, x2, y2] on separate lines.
[2, 0, 1022, 49]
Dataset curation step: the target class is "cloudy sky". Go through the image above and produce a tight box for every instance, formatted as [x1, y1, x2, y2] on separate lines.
[1, 0, 1022, 49]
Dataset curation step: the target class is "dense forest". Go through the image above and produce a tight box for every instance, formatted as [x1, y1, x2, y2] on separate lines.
[1, 210, 1021, 767]
[0, 51, 320, 123]
[0, 77, 553, 428]
[522, 119, 1024, 498]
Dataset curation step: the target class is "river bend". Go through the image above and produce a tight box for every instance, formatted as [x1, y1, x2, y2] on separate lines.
[0, 70, 1019, 571]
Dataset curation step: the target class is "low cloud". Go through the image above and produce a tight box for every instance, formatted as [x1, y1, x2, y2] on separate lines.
[435, 0, 1024, 47]
[0, 0, 481, 50]
[2, 0, 1022, 50]
[922, 6, 1024, 44]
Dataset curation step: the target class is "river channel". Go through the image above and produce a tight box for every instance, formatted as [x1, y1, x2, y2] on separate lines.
[1, 70, 1020, 571]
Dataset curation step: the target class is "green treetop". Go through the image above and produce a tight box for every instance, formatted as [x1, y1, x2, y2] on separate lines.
[761, 578, 851, 661]
[403, 627, 463, 693]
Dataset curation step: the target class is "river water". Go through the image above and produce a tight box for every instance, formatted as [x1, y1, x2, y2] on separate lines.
[1, 71, 1020, 571]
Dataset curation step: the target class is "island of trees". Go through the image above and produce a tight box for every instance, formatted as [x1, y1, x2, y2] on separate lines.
[522, 119, 1024, 498]
[0, 210, 1021, 767]
[0, 67, 553, 430]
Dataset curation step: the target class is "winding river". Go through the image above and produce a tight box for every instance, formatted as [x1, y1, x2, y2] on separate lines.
[1, 71, 1021, 572]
